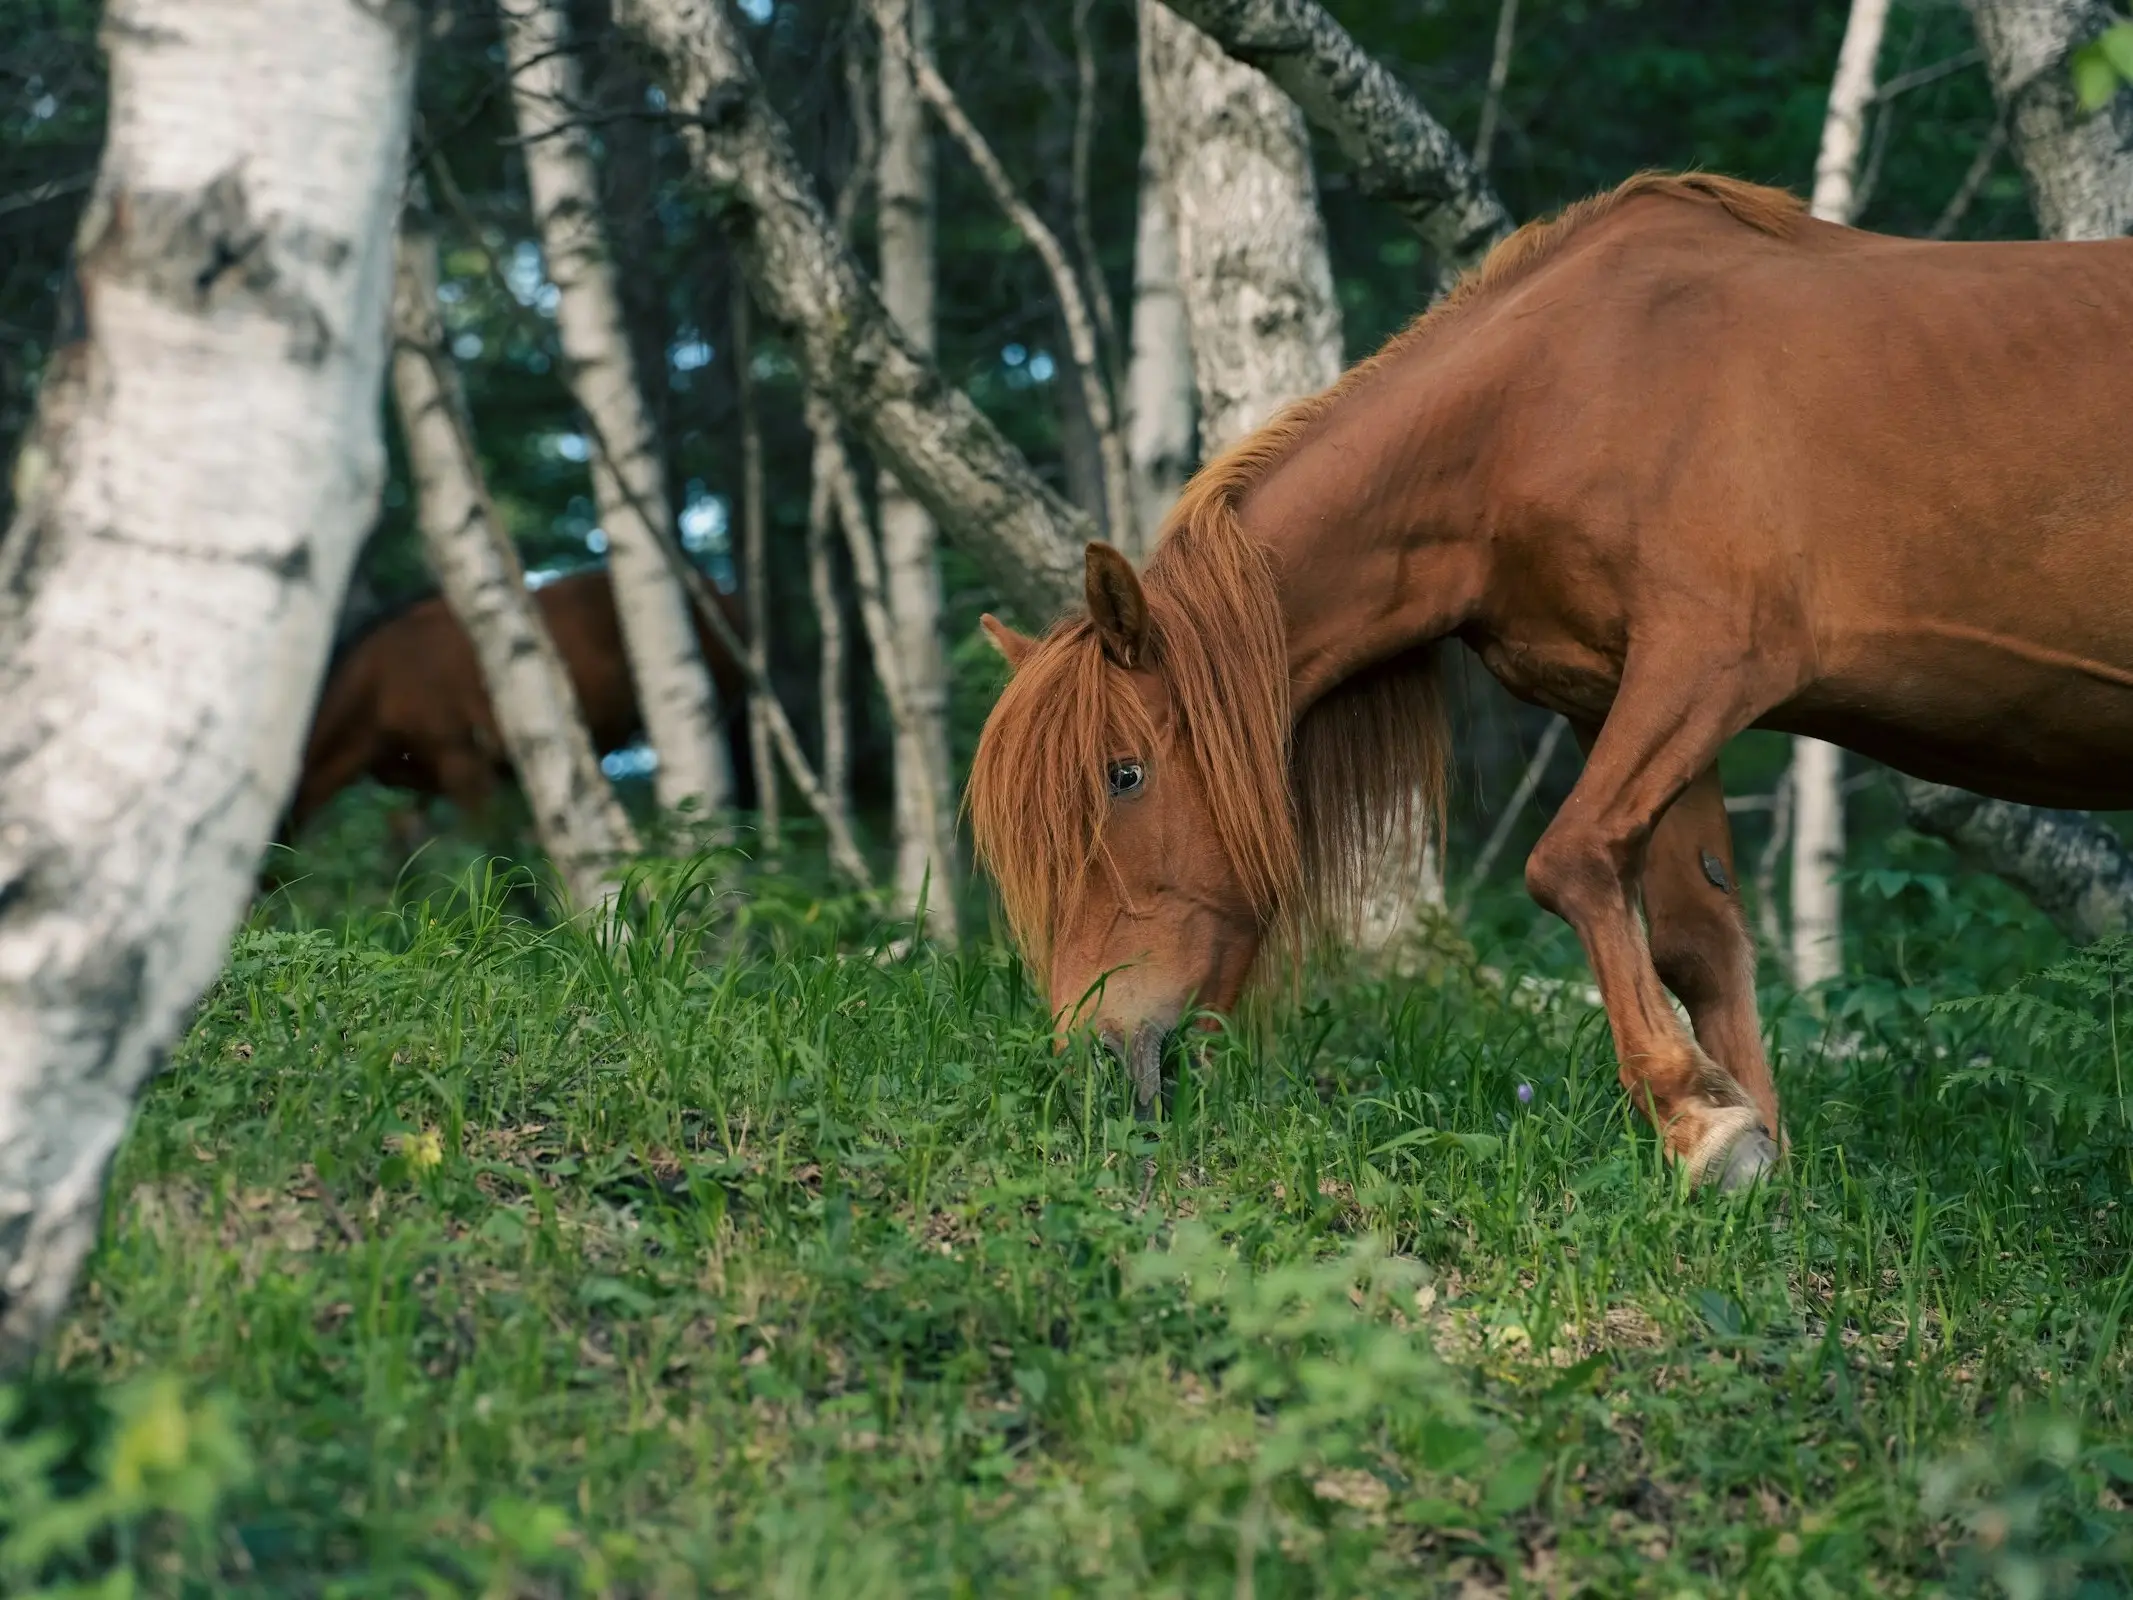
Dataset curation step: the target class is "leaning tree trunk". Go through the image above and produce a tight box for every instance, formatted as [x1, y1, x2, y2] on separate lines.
[1124, 138, 1196, 557]
[1788, 0, 1891, 991]
[0, 0, 415, 1371]
[391, 200, 638, 916]
[501, 0, 733, 824]
[875, 0, 959, 941]
[615, 0, 1092, 628]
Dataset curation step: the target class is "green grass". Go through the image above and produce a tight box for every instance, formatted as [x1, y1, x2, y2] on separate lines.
[10, 807, 2133, 1597]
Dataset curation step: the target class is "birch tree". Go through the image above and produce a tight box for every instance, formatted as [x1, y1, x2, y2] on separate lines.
[0, 0, 414, 1370]
[500, 0, 733, 824]
[1124, 142, 1196, 558]
[1154, 0, 1513, 287]
[391, 200, 637, 916]
[1138, 2, 1452, 931]
[1971, 0, 2133, 240]
[875, 0, 959, 940]
[1141, 2, 1343, 455]
[614, 0, 1091, 626]
[1789, 0, 1891, 992]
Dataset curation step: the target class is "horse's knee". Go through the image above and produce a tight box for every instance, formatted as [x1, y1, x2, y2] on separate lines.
[1525, 821, 1632, 925]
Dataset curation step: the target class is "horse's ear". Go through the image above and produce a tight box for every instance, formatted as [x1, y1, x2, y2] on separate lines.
[1084, 542, 1150, 669]
[979, 613, 1035, 670]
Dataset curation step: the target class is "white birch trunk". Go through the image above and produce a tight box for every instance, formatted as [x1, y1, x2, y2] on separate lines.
[1788, 0, 1890, 991]
[1125, 143, 1196, 556]
[500, 0, 733, 823]
[0, 0, 415, 1369]
[1140, 2, 1343, 455]
[1137, 3, 1445, 936]
[877, 0, 959, 941]
[391, 206, 637, 916]
[1972, 0, 2133, 241]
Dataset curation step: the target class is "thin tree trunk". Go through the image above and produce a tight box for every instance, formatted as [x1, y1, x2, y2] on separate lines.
[1971, 0, 2133, 240]
[615, 0, 1093, 626]
[500, 0, 733, 823]
[1474, 0, 1519, 173]
[876, 0, 959, 942]
[1141, 2, 1343, 454]
[809, 389, 941, 878]
[1788, 0, 1890, 991]
[0, 0, 414, 1371]
[732, 287, 780, 863]
[1124, 141, 1195, 556]
[391, 201, 637, 915]
[807, 423, 854, 843]
[1153, 0, 1513, 289]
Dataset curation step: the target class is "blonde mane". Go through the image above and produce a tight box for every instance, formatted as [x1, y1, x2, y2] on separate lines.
[967, 172, 1801, 969]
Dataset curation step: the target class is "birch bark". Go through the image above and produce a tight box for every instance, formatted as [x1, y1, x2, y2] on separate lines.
[1971, 0, 2133, 240]
[1789, 0, 1891, 992]
[390, 203, 637, 916]
[876, 0, 959, 940]
[501, 0, 733, 822]
[1124, 143, 1195, 556]
[0, 0, 415, 1369]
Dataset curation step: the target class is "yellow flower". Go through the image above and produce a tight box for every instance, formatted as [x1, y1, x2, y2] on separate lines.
[397, 1128, 446, 1171]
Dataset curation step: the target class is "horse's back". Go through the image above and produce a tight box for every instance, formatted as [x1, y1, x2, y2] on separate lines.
[1485, 199, 2133, 805]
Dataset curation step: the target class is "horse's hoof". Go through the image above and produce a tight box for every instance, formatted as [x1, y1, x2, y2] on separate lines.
[1711, 1124, 1779, 1193]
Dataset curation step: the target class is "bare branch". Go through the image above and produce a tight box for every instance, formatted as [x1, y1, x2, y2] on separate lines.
[1929, 120, 2006, 238]
[1454, 713, 1563, 918]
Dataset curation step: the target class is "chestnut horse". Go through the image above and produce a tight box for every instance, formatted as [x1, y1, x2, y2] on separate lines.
[968, 171, 2133, 1189]
[284, 568, 750, 839]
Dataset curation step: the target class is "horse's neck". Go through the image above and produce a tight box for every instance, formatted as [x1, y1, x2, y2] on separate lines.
[1239, 409, 1490, 715]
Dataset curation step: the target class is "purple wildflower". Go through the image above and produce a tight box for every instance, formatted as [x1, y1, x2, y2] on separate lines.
[1516, 1082, 1534, 1105]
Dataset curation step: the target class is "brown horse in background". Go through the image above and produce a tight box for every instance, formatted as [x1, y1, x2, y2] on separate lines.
[284, 568, 751, 840]
[969, 171, 2133, 1189]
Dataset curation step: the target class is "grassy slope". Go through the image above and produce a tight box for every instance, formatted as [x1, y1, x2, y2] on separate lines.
[16, 810, 2133, 1597]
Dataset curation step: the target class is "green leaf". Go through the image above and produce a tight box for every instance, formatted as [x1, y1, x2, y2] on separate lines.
[1479, 1449, 1549, 1515]
[2073, 42, 2122, 113]
[2099, 22, 2133, 83]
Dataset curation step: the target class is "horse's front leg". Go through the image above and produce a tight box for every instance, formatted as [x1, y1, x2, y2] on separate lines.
[1528, 670, 1780, 1188]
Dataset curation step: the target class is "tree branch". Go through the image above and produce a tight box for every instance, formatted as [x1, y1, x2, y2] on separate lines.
[615, 0, 1090, 624]
[1895, 776, 2133, 943]
[1153, 0, 1513, 287]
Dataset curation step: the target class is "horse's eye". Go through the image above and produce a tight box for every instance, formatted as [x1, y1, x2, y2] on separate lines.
[1107, 759, 1145, 797]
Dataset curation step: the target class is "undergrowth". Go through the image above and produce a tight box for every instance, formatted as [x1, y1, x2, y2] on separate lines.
[6, 817, 2131, 1596]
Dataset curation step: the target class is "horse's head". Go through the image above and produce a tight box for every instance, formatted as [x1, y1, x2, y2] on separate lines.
[970, 525, 1447, 1088]
[969, 539, 1304, 1088]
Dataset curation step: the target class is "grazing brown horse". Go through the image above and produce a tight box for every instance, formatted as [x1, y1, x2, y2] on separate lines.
[969, 170, 2133, 1189]
[285, 568, 750, 838]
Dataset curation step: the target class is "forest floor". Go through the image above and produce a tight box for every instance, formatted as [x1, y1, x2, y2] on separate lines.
[11, 801, 2133, 1598]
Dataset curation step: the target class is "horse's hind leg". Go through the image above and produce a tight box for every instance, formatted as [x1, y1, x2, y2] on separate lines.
[1527, 669, 1781, 1188]
[1641, 765, 1781, 1169]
